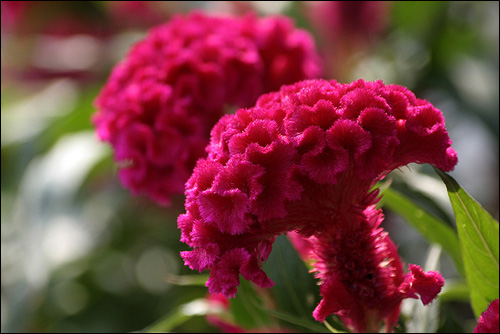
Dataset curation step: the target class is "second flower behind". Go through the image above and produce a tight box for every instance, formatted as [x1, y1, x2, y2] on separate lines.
[92, 10, 321, 205]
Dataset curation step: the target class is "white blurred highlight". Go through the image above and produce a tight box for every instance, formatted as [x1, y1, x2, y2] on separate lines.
[3, 131, 109, 289]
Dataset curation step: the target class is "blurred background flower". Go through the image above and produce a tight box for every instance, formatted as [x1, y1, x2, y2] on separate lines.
[1, 1, 498, 333]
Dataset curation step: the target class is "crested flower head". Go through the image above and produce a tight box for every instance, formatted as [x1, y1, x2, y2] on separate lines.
[474, 299, 499, 333]
[179, 78, 457, 332]
[93, 10, 321, 205]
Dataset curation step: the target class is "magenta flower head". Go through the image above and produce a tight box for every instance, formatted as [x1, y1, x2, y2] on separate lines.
[474, 299, 499, 333]
[178, 78, 457, 332]
[92, 11, 321, 205]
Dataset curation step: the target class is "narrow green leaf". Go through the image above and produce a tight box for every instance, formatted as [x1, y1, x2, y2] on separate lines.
[143, 298, 209, 333]
[434, 167, 499, 318]
[164, 273, 210, 286]
[381, 187, 464, 276]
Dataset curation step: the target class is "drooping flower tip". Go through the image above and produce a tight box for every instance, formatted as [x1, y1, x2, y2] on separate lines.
[474, 299, 499, 333]
[93, 10, 321, 205]
[400, 264, 445, 305]
[204, 248, 274, 298]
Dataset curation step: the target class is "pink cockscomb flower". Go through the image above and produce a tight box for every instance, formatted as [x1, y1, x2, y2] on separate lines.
[474, 299, 499, 333]
[93, 11, 321, 205]
[178, 79, 457, 332]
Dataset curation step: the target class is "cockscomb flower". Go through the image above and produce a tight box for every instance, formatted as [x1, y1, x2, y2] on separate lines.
[93, 10, 321, 205]
[178, 79, 457, 332]
[474, 299, 499, 333]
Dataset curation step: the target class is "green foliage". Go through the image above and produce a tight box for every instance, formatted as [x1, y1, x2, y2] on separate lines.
[229, 236, 339, 333]
[229, 278, 274, 329]
[262, 235, 319, 318]
[261, 235, 343, 332]
[391, 1, 447, 40]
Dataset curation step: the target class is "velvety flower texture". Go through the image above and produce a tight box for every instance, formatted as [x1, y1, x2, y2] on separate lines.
[179, 79, 457, 332]
[93, 11, 321, 205]
[474, 299, 499, 333]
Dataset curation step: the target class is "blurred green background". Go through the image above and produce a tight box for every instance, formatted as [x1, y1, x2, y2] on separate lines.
[1, 1, 498, 333]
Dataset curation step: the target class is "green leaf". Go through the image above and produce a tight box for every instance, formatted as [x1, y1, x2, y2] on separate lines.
[262, 234, 320, 318]
[381, 187, 464, 276]
[229, 278, 273, 329]
[229, 236, 346, 332]
[434, 167, 499, 318]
